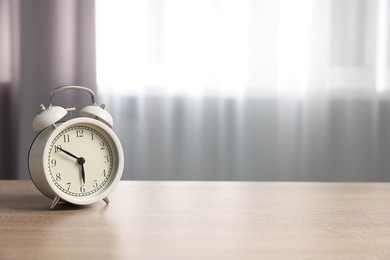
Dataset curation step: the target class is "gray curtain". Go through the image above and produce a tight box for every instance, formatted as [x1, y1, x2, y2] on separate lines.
[0, 0, 96, 179]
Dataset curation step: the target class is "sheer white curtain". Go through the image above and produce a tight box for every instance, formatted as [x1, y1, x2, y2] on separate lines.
[96, 0, 390, 181]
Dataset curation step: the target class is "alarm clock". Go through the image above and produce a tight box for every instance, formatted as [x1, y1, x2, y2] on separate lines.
[28, 85, 124, 209]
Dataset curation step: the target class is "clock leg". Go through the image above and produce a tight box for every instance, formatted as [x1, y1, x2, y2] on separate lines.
[103, 197, 110, 205]
[50, 196, 61, 210]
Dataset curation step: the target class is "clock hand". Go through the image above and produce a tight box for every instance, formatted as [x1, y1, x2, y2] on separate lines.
[57, 147, 79, 160]
[79, 158, 86, 184]
[58, 147, 86, 183]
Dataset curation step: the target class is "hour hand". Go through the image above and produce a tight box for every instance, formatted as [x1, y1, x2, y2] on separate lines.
[58, 147, 79, 160]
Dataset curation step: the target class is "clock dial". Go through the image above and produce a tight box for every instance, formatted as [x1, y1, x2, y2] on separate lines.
[47, 124, 114, 197]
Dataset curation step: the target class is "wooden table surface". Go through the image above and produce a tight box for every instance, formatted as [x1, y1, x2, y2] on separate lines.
[1, 181, 390, 259]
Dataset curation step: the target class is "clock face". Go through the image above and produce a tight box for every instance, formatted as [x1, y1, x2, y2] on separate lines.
[47, 123, 116, 197]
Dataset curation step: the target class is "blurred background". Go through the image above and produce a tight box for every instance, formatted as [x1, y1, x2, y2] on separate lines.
[1, 0, 390, 181]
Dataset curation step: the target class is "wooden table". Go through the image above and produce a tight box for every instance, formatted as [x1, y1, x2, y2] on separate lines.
[1, 181, 390, 259]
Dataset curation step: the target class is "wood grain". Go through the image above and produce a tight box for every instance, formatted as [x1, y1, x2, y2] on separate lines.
[1, 181, 390, 259]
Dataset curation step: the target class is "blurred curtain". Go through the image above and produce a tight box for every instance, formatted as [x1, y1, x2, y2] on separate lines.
[97, 0, 390, 181]
[0, 0, 96, 179]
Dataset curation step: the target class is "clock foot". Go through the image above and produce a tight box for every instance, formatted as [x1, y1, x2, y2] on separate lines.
[103, 197, 110, 205]
[50, 196, 61, 209]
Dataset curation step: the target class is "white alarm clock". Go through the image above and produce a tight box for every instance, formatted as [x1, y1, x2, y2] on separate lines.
[28, 86, 124, 209]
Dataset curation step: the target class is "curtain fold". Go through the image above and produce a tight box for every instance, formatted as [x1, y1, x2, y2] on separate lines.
[0, 0, 96, 179]
[96, 0, 390, 181]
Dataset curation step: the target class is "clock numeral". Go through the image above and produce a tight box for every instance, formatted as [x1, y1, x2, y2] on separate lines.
[91, 133, 94, 140]
[51, 159, 57, 168]
[55, 145, 62, 153]
[100, 141, 105, 150]
[80, 184, 86, 193]
[76, 129, 84, 138]
[102, 169, 106, 177]
[104, 155, 110, 163]
[93, 180, 98, 188]
[66, 182, 71, 190]
[63, 134, 70, 143]
[56, 173, 61, 182]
